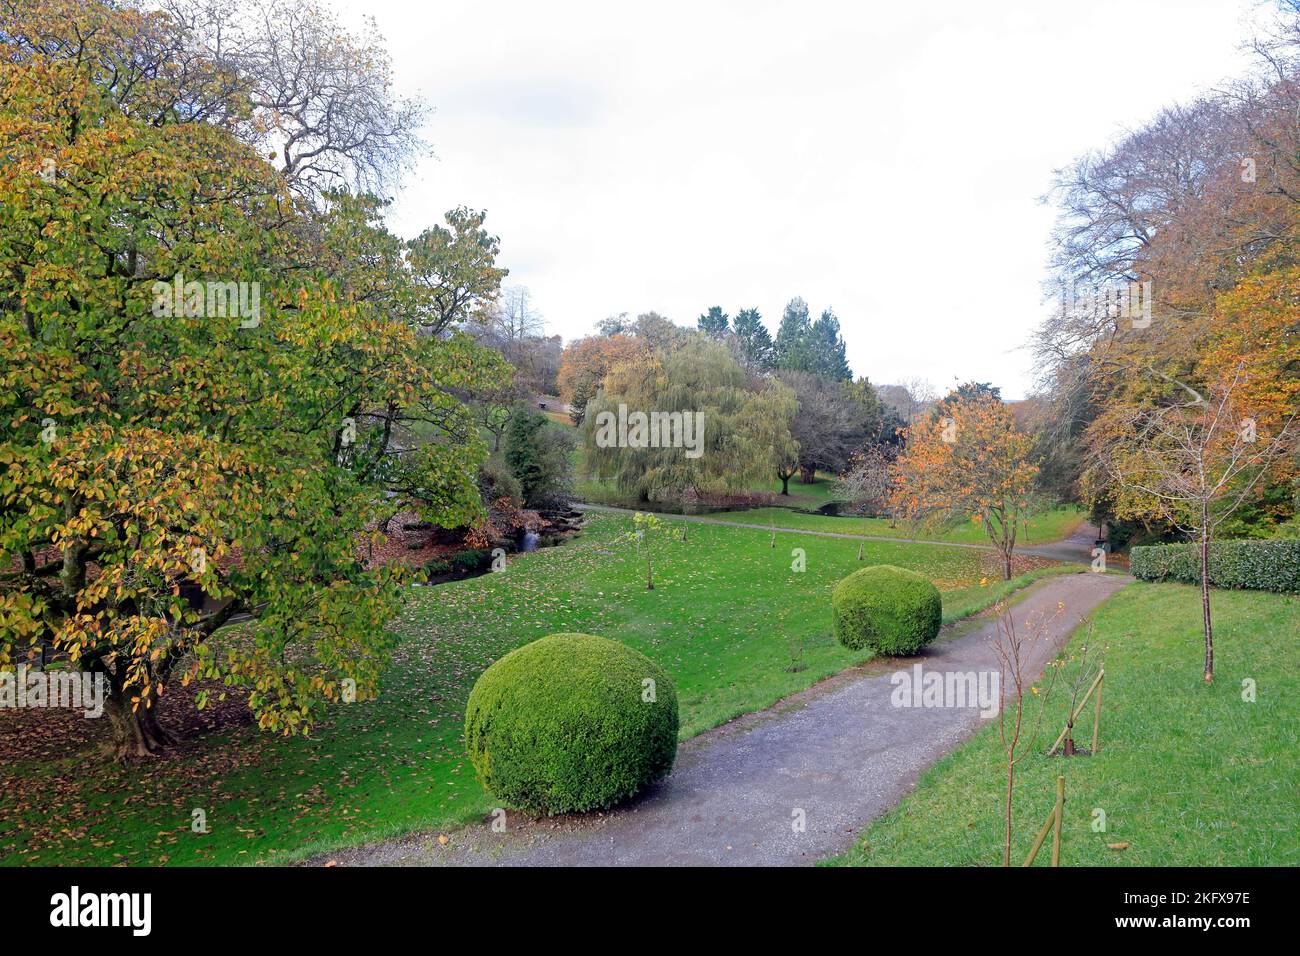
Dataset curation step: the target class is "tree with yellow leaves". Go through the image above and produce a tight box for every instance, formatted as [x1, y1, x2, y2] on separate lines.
[1094, 370, 1294, 682]
[0, 0, 508, 758]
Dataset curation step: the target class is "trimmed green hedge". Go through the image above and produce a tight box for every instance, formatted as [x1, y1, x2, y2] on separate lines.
[1130, 539, 1300, 592]
[832, 564, 942, 655]
[464, 633, 678, 814]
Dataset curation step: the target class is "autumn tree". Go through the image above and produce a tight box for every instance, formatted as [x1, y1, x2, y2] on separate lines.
[1095, 372, 1294, 682]
[465, 378, 528, 453]
[627, 311, 686, 352]
[467, 282, 548, 424]
[557, 333, 648, 426]
[1200, 267, 1300, 438]
[1031, 5, 1300, 539]
[596, 312, 630, 336]
[0, 0, 506, 758]
[892, 396, 1038, 579]
[937, 381, 1001, 411]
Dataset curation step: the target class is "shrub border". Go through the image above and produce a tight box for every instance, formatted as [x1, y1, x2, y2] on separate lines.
[1130, 539, 1300, 592]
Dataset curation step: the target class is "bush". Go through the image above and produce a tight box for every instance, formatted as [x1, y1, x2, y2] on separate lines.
[478, 456, 523, 505]
[424, 557, 451, 576]
[464, 633, 679, 814]
[450, 549, 488, 572]
[504, 409, 576, 508]
[1130, 539, 1300, 592]
[832, 564, 942, 655]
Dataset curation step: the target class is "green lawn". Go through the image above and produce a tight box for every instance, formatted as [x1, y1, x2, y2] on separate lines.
[574, 472, 842, 512]
[574, 468, 1087, 549]
[0, 512, 1054, 867]
[708, 504, 1087, 546]
[826, 583, 1300, 866]
[768, 474, 840, 507]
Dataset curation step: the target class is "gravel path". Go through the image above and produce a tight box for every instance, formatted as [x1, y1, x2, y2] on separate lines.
[1020, 521, 1105, 564]
[313, 570, 1129, 867]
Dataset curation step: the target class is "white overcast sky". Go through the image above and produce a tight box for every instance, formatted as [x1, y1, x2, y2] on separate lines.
[350, 0, 1263, 399]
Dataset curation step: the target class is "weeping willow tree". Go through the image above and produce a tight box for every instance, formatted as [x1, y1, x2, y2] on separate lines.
[581, 337, 796, 505]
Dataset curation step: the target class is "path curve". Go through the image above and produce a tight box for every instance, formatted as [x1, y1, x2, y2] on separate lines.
[1020, 521, 1107, 564]
[314, 571, 1129, 867]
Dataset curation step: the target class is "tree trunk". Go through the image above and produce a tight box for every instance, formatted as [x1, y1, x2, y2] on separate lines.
[798, 465, 816, 484]
[1002, 548, 1013, 581]
[1201, 520, 1213, 683]
[779, 473, 790, 495]
[104, 695, 176, 761]
[1003, 760, 1014, 867]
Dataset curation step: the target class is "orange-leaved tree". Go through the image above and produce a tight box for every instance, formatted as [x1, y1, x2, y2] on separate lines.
[557, 333, 649, 426]
[892, 396, 1038, 579]
[1093, 369, 1294, 683]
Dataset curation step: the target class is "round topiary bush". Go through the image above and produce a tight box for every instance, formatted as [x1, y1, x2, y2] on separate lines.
[464, 633, 678, 814]
[831, 564, 942, 655]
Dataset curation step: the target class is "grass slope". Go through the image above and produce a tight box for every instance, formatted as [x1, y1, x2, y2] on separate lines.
[826, 583, 1300, 866]
[1, 512, 1049, 867]
[574, 473, 843, 512]
[708, 504, 1087, 546]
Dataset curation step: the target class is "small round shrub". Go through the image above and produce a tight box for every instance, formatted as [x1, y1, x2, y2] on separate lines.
[464, 633, 678, 814]
[832, 564, 942, 655]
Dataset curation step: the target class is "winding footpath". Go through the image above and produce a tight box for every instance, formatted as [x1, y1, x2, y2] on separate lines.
[318, 552, 1130, 867]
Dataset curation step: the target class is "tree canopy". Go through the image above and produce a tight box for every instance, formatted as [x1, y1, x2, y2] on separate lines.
[773, 298, 852, 380]
[0, 0, 509, 757]
[1031, 4, 1300, 537]
[581, 338, 796, 504]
